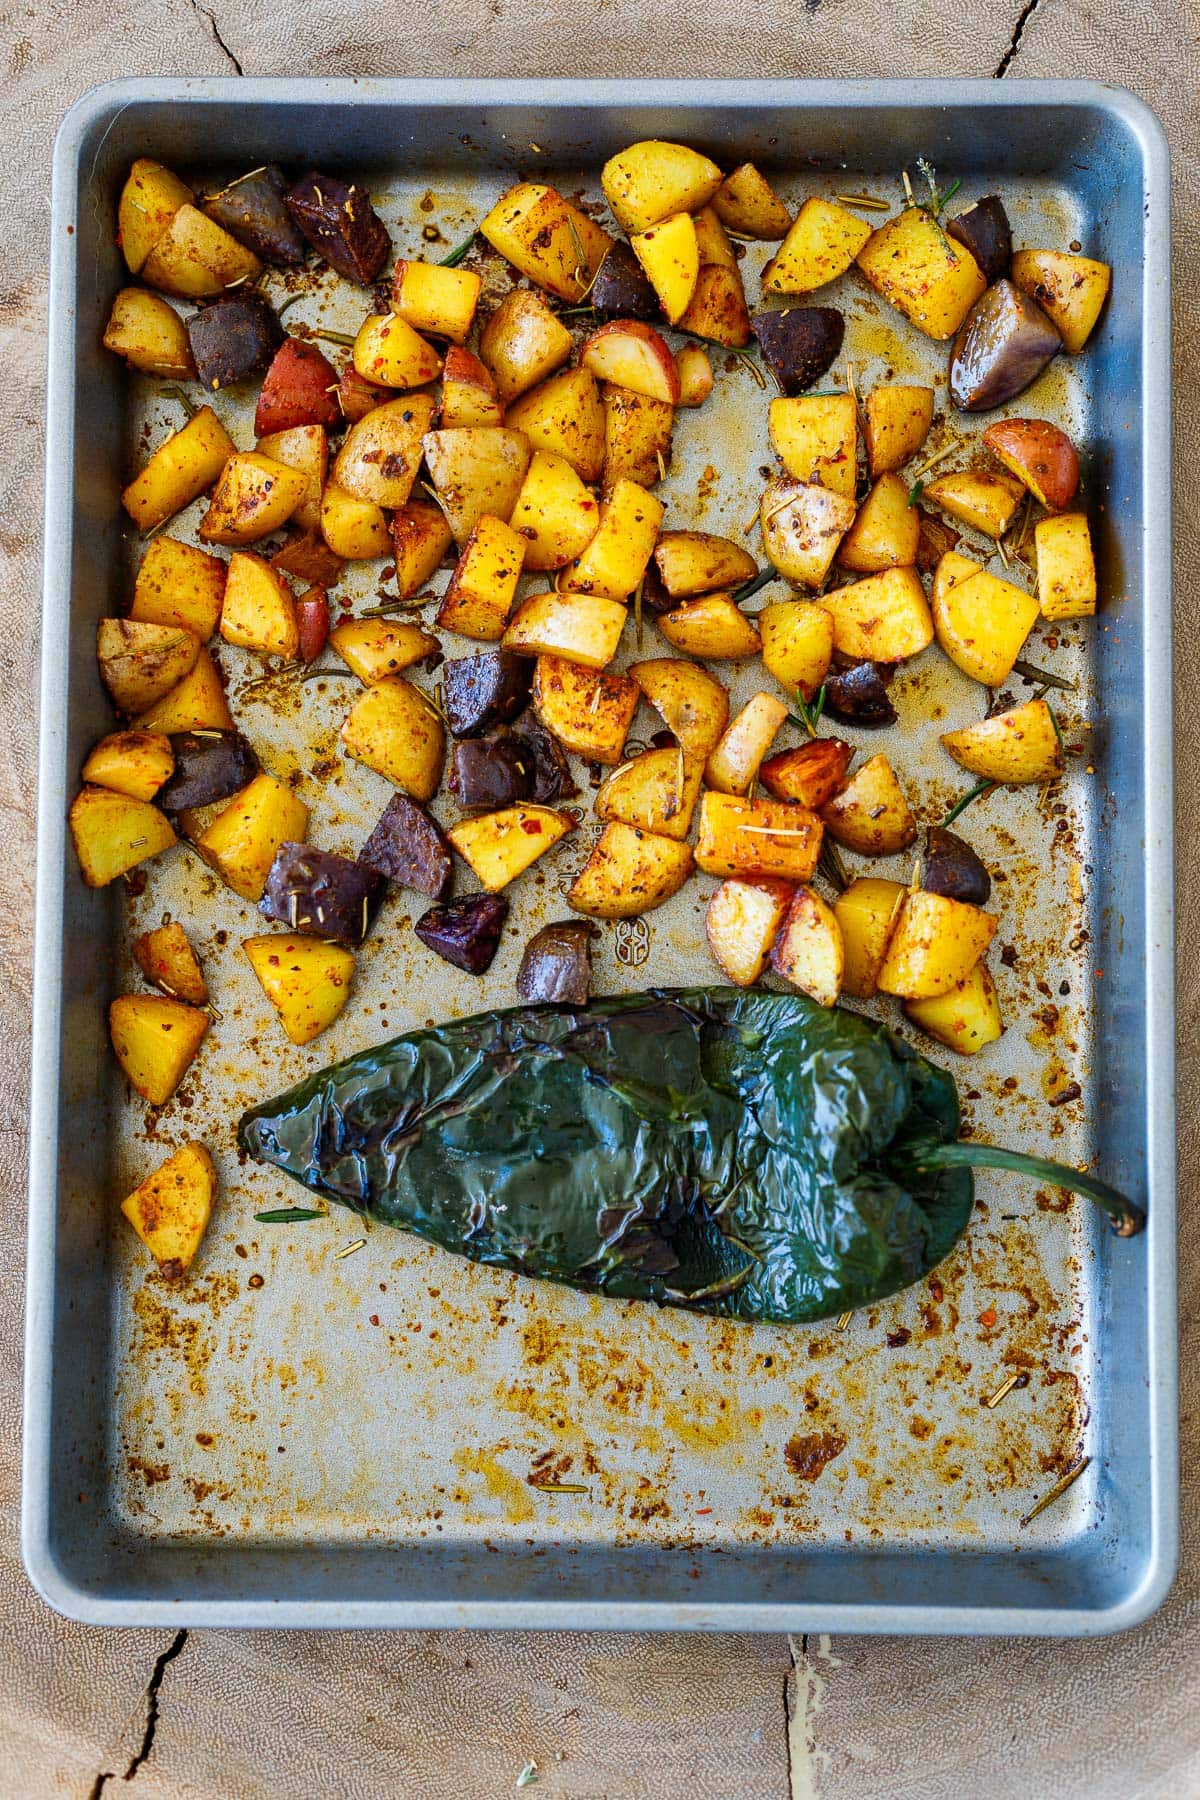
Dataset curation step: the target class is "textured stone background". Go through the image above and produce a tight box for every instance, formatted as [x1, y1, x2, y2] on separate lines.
[0, 9, 1195, 1796]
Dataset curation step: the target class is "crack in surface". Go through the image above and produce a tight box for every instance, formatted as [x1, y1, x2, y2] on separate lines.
[994, 0, 1043, 76]
[187, 0, 245, 73]
[87, 1631, 188, 1797]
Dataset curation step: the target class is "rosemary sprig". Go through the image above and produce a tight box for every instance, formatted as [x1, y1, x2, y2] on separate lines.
[1020, 1456, 1091, 1528]
[916, 158, 961, 219]
[634, 575, 645, 651]
[907, 478, 925, 508]
[360, 594, 435, 617]
[300, 666, 357, 683]
[157, 384, 198, 420]
[312, 327, 356, 348]
[789, 684, 827, 738]
[732, 566, 776, 606]
[439, 232, 476, 267]
[1047, 702, 1065, 752]
[729, 342, 767, 389]
[940, 779, 996, 828]
[254, 1207, 325, 1224]
[276, 292, 307, 319]
[818, 838, 850, 893]
[1012, 658, 1077, 692]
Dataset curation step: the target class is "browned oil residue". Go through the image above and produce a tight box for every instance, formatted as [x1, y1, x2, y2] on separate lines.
[784, 1430, 847, 1482]
[128, 1456, 170, 1485]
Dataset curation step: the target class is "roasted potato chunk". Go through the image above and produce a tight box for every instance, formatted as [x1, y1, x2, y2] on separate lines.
[1035, 513, 1096, 621]
[594, 747, 703, 842]
[675, 344, 714, 406]
[923, 468, 1023, 537]
[531, 656, 639, 765]
[109, 994, 208, 1105]
[758, 600, 835, 699]
[602, 384, 674, 488]
[712, 163, 792, 240]
[392, 500, 455, 597]
[770, 886, 845, 1007]
[440, 346, 505, 428]
[582, 321, 681, 404]
[103, 287, 196, 378]
[864, 385, 935, 476]
[630, 657, 729, 762]
[254, 424, 327, 532]
[132, 649, 233, 734]
[1010, 248, 1111, 353]
[837, 473, 921, 572]
[768, 393, 857, 496]
[509, 451, 601, 571]
[121, 407, 236, 533]
[198, 451, 309, 546]
[505, 368, 605, 482]
[121, 1142, 217, 1277]
[340, 677, 445, 802]
[567, 822, 694, 919]
[393, 258, 482, 345]
[479, 288, 572, 403]
[856, 207, 986, 340]
[705, 876, 794, 986]
[255, 337, 341, 435]
[97, 618, 200, 715]
[517, 921, 598, 1004]
[352, 312, 443, 390]
[141, 204, 262, 299]
[423, 427, 532, 545]
[631, 212, 701, 325]
[760, 479, 856, 588]
[447, 805, 573, 891]
[480, 182, 612, 301]
[437, 515, 526, 642]
[69, 787, 176, 888]
[825, 567, 933, 664]
[82, 730, 174, 803]
[695, 792, 823, 883]
[940, 696, 1063, 785]
[759, 736, 853, 809]
[656, 595, 761, 661]
[905, 960, 1004, 1054]
[333, 395, 437, 510]
[320, 485, 390, 560]
[203, 163, 305, 267]
[704, 692, 790, 795]
[118, 159, 193, 275]
[749, 306, 844, 396]
[982, 418, 1079, 511]
[600, 140, 723, 234]
[932, 567, 1039, 685]
[329, 618, 439, 683]
[133, 920, 208, 1004]
[653, 531, 757, 599]
[219, 551, 299, 659]
[243, 934, 356, 1045]
[416, 895, 508, 974]
[559, 477, 663, 600]
[877, 891, 998, 1000]
[131, 536, 226, 640]
[820, 753, 916, 856]
[835, 876, 906, 999]
[192, 773, 309, 903]
[765, 198, 872, 293]
[502, 590, 627, 669]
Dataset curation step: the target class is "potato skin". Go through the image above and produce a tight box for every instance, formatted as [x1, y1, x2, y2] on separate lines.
[285, 170, 390, 283]
[157, 729, 259, 813]
[416, 895, 508, 973]
[187, 292, 284, 390]
[749, 307, 844, 396]
[945, 196, 1012, 284]
[948, 280, 1061, 412]
[255, 337, 341, 434]
[203, 164, 306, 265]
[358, 794, 453, 900]
[589, 242, 660, 319]
[441, 650, 532, 738]
[567, 821, 694, 918]
[822, 661, 897, 729]
[923, 827, 992, 907]
[516, 921, 597, 1004]
[259, 842, 385, 945]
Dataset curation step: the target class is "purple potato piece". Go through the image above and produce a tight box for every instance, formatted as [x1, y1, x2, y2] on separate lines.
[186, 292, 285, 391]
[448, 733, 533, 810]
[949, 279, 1061, 412]
[259, 842, 384, 945]
[441, 650, 532, 738]
[157, 729, 259, 811]
[823, 662, 897, 729]
[358, 794, 454, 900]
[588, 243, 660, 321]
[510, 708, 578, 803]
[202, 164, 307, 267]
[415, 894, 508, 974]
[284, 171, 390, 285]
[945, 196, 1012, 285]
[516, 921, 598, 1005]
[749, 307, 844, 396]
[638, 558, 674, 616]
[923, 827, 992, 907]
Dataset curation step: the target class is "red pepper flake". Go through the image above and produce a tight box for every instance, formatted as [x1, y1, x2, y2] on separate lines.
[979, 1307, 997, 1329]
[520, 819, 543, 835]
[695, 1507, 713, 1515]
[929, 1278, 944, 1302]
[369, 1314, 380, 1326]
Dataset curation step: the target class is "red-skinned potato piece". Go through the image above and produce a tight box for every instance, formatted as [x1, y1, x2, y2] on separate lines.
[295, 587, 330, 664]
[981, 417, 1080, 511]
[581, 321, 681, 405]
[335, 365, 393, 423]
[440, 346, 504, 428]
[254, 338, 340, 436]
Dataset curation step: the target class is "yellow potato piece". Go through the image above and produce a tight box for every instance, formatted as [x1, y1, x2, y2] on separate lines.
[760, 480, 856, 588]
[219, 551, 299, 659]
[630, 657, 730, 762]
[118, 160, 193, 274]
[479, 288, 573, 403]
[243, 935, 355, 1046]
[480, 183, 612, 301]
[704, 692, 790, 795]
[695, 792, 823, 883]
[770, 886, 844, 1007]
[103, 287, 196, 378]
[121, 1142, 217, 1276]
[713, 163, 792, 240]
[656, 595, 761, 661]
[438, 514, 526, 642]
[630, 212, 701, 324]
[835, 877, 906, 999]
[333, 395, 437, 510]
[96, 618, 200, 714]
[567, 821, 694, 918]
[505, 368, 606, 482]
[532, 656, 639, 765]
[864, 385, 935, 476]
[121, 407, 236, 534]
[69, 787, 176, 888]
[352, 313, 443, 389]
[199, 452, 310, 547]
[940, 697, 1063, 785]
[602, 384, 674, 488]
[502, 590, 627, 668]
[448, 806, 573, 892]
[758, 599, 836, 698]
[320, 484, 390, 560]
[821, 753, 917, 857]
[559, 477, 663, 600]
[393, 260, 482, 345]
[825, 567, 933, 663]
[193, 772, 309, 903]
[109, 994, 209, 1105]
[392, 501, 455, 596]
[329, 619, 439, 683]
[932, 568, 1039, 686]
[141, 203, 261, 298]
[705, 877, 795, 986]
[133, 920, 207, 1005]
[132, 649, 233, 734]
[340, 677, 445, 802]
[923, 468, 1023, 538]
[1035, 512, 1097, 621]
[1010, 248, 1111, 353]
[906, 960, 1003, 1054]
[423, 427, 532, 546]
[131, 535, 227, 639]
[768, 394, 858, 495]
[654, 530, 758, 597]
[856, 207, 986, 339]
[595, 748, 703, 843]
[601, 141, 723, 234]
[82, 730, 174, 803]
[765, 198, 873, 294]
[838, 473, 921, 573]
[877, 891, 998, 1000]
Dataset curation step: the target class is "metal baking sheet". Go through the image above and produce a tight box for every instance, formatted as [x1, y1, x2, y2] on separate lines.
[24, 78, 1176, 1632]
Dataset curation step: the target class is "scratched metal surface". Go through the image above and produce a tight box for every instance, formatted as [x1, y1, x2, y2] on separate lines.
[101, 159, 1106, 1563]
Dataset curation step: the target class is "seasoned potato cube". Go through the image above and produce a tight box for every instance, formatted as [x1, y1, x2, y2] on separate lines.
[864, 385, 935, 476]
[567, 821, 694, 918]
[657, 595, 761, 661]
[392, 259, 481, 344]
[132, 648, 233, 734]
[69, 787, 176, 887]
[131, 536, 227, 639]
[932, 567, 1039, 685]
[675, 344, 714, 406]
[760, 479, 856, 588]
[243, 934, 355, 1045]
[329, 618, 438, 682]
[97, 618, 200, 714]
[835, 876, 906, 999]
[320, 484, 390, 560]
[630, 657, 729, 762]
[930, 547, 983, 610]
[654, 531, 757, 598]
[118, 159, 193, 274]
[601, 141, 723, 234]
[713, 163, 792, 240]
[532, 656, 639, 764]
[595, 747, 703, 842]
[582, 321, 681, 404]
[940, 696, 1063, 785]
[340, 677, 444, 802]
[352, 312, 443, 389]
[254, 423, 327, 532]
[677, 263, 751, 348]
[438, 515, 526, 642]
[1010, 248, 1111, 353]
[121, 406, 236, 533]
[759, 736, 853, 809]
[559, 477, 663, 600]
[602, 384, 674, 488]
[770, 886, 844, 1006]
[695, 791, 823, 882]
[423, 426, 532, 545]
[193, 772, 309, 902]
[1035, 513, 1096, 621]
[440, 346, 504, 428]
[821, 753, 916, 856]
[705, 876, 794, 985]
[505, 368, 605, 483]
[109, 993, 208, 1104]
[391, 501, 454, 596]
[877, 890, 998, 1000]
[121, 1142, 217, 1276]
[509, 450, 600, 571]
[479, 289, 572, 403]
[906, 960, 1004, 1054]
[704, 692, 789, 795]
[133, 920, 207, 1005]
[82, 730, 174, 802]
[856, 207, 986, 339]
[219, 551, 299, 658]
[141, 203, 261, 298]
[103, 287, 195, 378]
[333, 395, 437, 510]
[981, 418, 1079, 512]
[758, 599, 835, 698]
[448, 805, 573, 891]
[768, 394, 857, 496]
[480, 182, 612, 301]
[199, 451, 309, 546]
[826, 567, 933, 664]
[923, 468, 1023, 538]
[502, 590, 626, 668]
[838, 472, 921, 572]
[766, 198, 872, 294]
[631, 212, 700, 325]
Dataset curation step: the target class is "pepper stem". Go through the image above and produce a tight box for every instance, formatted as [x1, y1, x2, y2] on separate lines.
[901, 1139, 1144, 1237]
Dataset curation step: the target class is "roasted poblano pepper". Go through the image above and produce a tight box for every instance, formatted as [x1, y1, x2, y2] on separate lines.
[239, 988, 1143, 1326]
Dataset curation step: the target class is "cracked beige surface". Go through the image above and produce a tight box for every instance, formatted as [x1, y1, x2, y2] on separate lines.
[0, 5, 1196, 1796]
